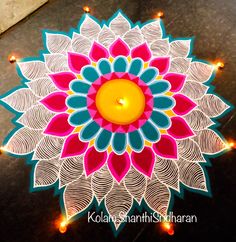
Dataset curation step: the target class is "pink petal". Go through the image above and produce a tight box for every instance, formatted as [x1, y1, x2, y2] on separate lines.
[68, 52, 91, 73]
[109, 38, 130, 57]
[173, 94, 197, 115]
[61, 133, 88, 158]
[40, 92, 68, 112]
[44, 113, 74, 137]
[150, 57, 170, 75]
[163, 73, 186, 92]
[84, 147, 107, 176]
[153, 135, 178, 159]
[131, 43, 152, 61]
[107, 152, 131, 183]
[131, 147, 155, 177]
[167, 116, 195, 139]
[89, 41, 109, 62]
[49, 72, 77, 90]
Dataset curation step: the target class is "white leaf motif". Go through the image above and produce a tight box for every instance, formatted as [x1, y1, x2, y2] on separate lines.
[179, 81, 208, 99]
[64, 175, 93, 220]
[169, 57, 191, 73]
[109, 13, 131, 36]
[18, 61, 49, 80]
[141, 20, 163, 43]
[72, 33, 92, 55]
[144, 176, 170, 217]
[17, 105, 55, 129]
[154, 157, 179, 191]
[123, 26, 144, 48]
[80, 15, 101, 40]
[150, 38, 170, 56]
[105, 181, 133, 230]
[176, 158, 207, 191]
[91, 165, 114, 204]
[98, 26, 116, 48]
[169, 40, 191, 58]
[59, 156, 84, 188]
[124, 166, 147, 203]
[196, 94, 230, 118]
[187, 62, 214, 83]
[34, 156, 62, 187]
[5, 128, 43, 155]
[192, 129, 226, 154]
[46, 33, 71, 55]
[44, 54, 69, 73]
[2, 88, 39, 112]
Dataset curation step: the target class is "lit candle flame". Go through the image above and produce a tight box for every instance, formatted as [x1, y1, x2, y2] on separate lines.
[213, 61, 225, 70]
[156, 11, 164, 19]
[59, 220, 68, 233]
[83, 6, 91, 13]
[161, 221, 174, 236]
[9, 55, 17, 63]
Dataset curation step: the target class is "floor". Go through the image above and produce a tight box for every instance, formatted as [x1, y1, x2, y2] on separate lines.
[0, 0, 235, 241]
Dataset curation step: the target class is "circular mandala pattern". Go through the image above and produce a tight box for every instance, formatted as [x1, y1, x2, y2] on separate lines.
[0, 11, 231, 231]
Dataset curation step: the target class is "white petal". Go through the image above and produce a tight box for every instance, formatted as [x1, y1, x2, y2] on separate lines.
[2, 88, 39, 112]
[109, 12, 131, 36]
[183, 110, 214, 131]
[187, 62, 214, 83]
[169, 40, 191, 58]
[192, 129, 226, 154]
[177, 139, 205, 162]
[46, 33, 72, 55]
[17, 104, 55, 129]
[105, 181, 133, 230]
[154, 157, 179, 191]
[64, 175, 93, 220]
[71, 33, 92, 55]
[169, 57, 191, 73]
[98, 26, 116, 48]
[26, 77, 58, 97]
[150, 38, 170, 56]
[141, 20, 163, 44]
[59, 156, 84, 188]
[196, 94, 230, 118]
[18, 61, 49, 80]
[124, 166, 147, 204]
[179, 81, 208, 99]
[176, 158, 207, 191]
[34, 156, 62, 188]
[123, 26, 144, 48]
[80, 15, 101, 40]
[33, 136, 65, 160]
[44, 54, 69, 73]
[91, 165, 114, 204]
[144, 176, 170, 217]
[5, 128, 43, 155]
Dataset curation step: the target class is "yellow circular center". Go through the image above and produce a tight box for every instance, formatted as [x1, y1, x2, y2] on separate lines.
[95, 79, 145, 125]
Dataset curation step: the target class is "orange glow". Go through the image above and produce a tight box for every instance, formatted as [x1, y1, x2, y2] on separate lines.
[161, 221, 174, 236]
[83, 6, 91, 13]
[226, 140, 236, 149]
[55, 216, 68, 234]
[156, 11, 165, 19]
[9, 55, 16, 63]
[214, 61, 225, 70]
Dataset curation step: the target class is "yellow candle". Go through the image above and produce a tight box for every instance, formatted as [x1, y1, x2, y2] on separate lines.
[95, 79, 145, 125]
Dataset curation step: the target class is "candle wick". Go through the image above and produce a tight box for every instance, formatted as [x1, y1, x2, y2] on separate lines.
[116, 98, 125, 105]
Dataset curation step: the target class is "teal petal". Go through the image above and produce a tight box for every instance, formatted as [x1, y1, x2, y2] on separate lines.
[150, 110, 170, 129]
[113, 56, 127, 72]
[129, 58, 143, 76]
[69, 110, 91, 126]
[98, 59, 111, 75]
[82, 66, 99, 82]
[140, 68, 158, 83]
[95, 129, 112, 151]
[128, 130, 144, 152]
[154, 96, 175, 110]
[70, 80, 90, 93]
[66, 95, 87, 109]
[149, 80, 170, 95]
[112, 133, 127, 154]
[80, 121, 100, 141]
[141, 121, 160, 142]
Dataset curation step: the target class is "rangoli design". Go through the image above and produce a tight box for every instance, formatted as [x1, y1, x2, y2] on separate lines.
[0, 11, 231, 231]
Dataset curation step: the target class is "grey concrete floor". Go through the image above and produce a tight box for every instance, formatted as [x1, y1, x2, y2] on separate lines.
[0, 0, 235, 241]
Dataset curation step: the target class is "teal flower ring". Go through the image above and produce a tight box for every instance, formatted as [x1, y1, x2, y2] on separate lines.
[0, 10, 231, 233]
